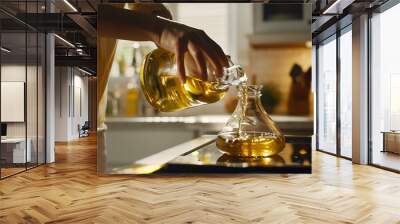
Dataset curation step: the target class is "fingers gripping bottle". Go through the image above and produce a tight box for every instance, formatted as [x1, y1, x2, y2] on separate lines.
[140, 48, 246, 112]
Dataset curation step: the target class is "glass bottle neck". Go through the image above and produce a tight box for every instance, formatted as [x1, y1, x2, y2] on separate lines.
[218, 57, 247, 86]
[237, 85, 262, 97]
[237, 85, 262, 110]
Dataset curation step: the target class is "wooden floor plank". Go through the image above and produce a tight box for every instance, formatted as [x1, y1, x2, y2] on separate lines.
[0, 135, 400, 224]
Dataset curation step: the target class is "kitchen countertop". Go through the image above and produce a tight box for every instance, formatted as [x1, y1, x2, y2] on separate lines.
[107, 135, 312, 174]
[99, 116, 314, 173]
[105, 115, 314, 134]
[106, 115, 313, 124]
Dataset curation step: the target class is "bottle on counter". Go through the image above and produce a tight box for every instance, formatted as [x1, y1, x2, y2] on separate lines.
[125, 79, 140, 117]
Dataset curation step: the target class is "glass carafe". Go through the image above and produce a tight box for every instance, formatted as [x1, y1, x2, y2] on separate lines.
[216, 85, 285, 157]
[140, 48, 246, 112]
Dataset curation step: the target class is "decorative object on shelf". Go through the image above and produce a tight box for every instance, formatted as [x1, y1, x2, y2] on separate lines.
[118, 55, 127, 76]
[106, 90, 120, 117]
[260, 82, 282, 114]
[287, 64, 311, 116]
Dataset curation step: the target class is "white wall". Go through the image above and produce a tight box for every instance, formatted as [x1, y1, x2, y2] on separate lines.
[175, 4, 229, 53]
[71, 74, 89, 138]
[1, 63, 47, 163]
[172, 3, 253, 68]
[55, 67, 89, 141]
[1, 65, 28, 138]
[228, 4, 253, 68]
[55, 67, 68, 141]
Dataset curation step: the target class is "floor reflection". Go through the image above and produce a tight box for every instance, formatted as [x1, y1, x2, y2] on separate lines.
[217, 154, 285, 166]
[291, 144, 311, 164]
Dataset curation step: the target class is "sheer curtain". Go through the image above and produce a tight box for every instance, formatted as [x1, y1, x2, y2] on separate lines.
[317, 37, 337, 154]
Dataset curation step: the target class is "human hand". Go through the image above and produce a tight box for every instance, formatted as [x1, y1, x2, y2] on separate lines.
[155, 18, 229, 82]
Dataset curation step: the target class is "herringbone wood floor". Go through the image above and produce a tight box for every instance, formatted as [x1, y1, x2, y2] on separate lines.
[1, 136, 400, 224]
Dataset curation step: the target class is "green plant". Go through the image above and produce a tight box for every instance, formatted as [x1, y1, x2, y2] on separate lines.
[260, 82, 282, 113]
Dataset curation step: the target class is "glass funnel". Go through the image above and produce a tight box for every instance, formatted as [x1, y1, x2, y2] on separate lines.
[216, 85, 285, 157]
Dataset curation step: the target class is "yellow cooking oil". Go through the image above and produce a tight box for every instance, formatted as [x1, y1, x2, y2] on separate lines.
[216, 83, 285, 157]
[125, 83, 139, 116]
[140, 48, 285, 157]
[140, 49, 227, 112]
[237, 83, 248, 138]
[216, 132, 285, 157]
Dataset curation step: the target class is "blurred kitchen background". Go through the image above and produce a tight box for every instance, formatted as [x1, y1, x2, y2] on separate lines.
[102, 3, 313, 169]
[106, 3, 312, 118]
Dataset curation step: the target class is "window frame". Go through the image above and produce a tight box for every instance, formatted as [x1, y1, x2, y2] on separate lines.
[315, 16, 353, 160]
[0, 1, 47, 180]
[367, 0, 400, 173]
